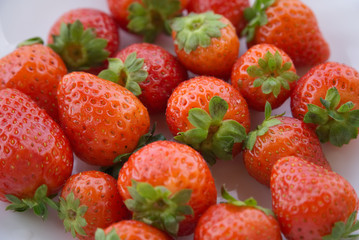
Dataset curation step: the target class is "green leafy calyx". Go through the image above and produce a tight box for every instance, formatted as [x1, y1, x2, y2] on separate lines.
[5, 184, 58, 220]
[221, 186, 274, 217]
[95, 228, 121, 240]
[245, 102, 283, 150]
[17, 37, 44, 48]
[247, 51, 298, 97]
[48, 20, 109, 71]
[175, 96, 247, 165]
[242, 0, 275, 42]
[125, 180, 193, 236]
[98, 52, 148, 96]
[322, 211, 359, 240]
[303, 87, 359, 147]
[128, 0, 181, 43]
[171, 11, 227, 54]
[58, 192, 88, 238]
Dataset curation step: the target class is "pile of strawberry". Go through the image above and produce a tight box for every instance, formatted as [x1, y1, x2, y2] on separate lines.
[1, 0, 359, 239]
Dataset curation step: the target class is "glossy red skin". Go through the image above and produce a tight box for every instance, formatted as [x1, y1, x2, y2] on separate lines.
[0, 88, 73, 202]
[187, 0, 249, 35]
[231, 43, 297, 111]
[243, 116, 330, 186]
[250, 0, 330, 67]
[61, 171, 129, 240]
[57, 72, 150, 166]
[117, 141, 217, 236]
[291, 62, 359, 122]
[116, 43, 188, 113]
[195, 203, 282, 240]
[166, 76, 250, 155]
[271, 156, 359, 240]
[173, 17, 239, 79]
[0, 44, 67, 121]
[104, 220, 171, 240]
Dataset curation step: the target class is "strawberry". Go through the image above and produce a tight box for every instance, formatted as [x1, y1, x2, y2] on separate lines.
[57, 72, 150, 166]
[291, 62, 359, 147]
[231, 43, 298, 111]
[99, 43, 188, 113]
[271, 156, 359, 240]
[0, 88, 73, 219]
[0, 41, 67, 121]
[47, 8, 119, 72]
[242, 0, 330, 67]
[171, 12, 239, 79]
[166, 76, 250, 164]
[59, 171, 129, 240]
[117, 140, 217, 236]
[243, 102, 330, 186]
[187, 0, 250, 35]
[194, 186, 282, 240]
[107, 0, 187, 42]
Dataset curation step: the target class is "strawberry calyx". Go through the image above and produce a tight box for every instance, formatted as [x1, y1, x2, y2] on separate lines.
[247, 50, 299, 97]
[17, 37, 44, 48]
[98, 52, 148, 96]
[58, 192, 88, 237]
[5, 184, 59, 220]
[303, 87, 359, 147]
[128, 0, 181, 43]
[171, 11, 227, 54]
[322, 211, 359, 240]
[48, 20, 109, 71]
[245, 102, 283, 150]
[174, 96, 247, 165]
[95, 228, 121, 240]
[221, 186, 274, 217]
[125, 180, 193, 236]
[242, 0, 275, 42]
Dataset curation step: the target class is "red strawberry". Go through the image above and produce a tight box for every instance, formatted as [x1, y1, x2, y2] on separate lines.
[166, 76, 250, 164]
[99, 43, 188, 113]
[231, 43, 298, 111]
[48, 8, 119, 72]
[0, 41, 67, 121]
[194, 187, 282, 240]
[242, 0, 330, 67]
[107, 0, 188, 42]
[95, 220, 171, 240]
[117, 140, 217, 236]
[243, 103, 330, 186]
[0, 88, 73, 218]
[171, 12, 239, 79]
[291, 62, 359, 147]
[271, 156, 359, 240]
[59, 171, 129, 240]
[187, 0, 250, 35]
[57, 72, 150, 166]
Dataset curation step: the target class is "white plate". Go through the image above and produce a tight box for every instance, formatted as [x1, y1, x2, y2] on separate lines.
[0, 0, 359, 239]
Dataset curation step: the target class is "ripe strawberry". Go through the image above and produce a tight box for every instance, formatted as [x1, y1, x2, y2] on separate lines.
[291, 62, 359, 147]
[271, 156, 359, 240]
[242, 0, 330, 67]
[117, 140, 217, 236]
[59, 171, 129, 240]
[171, 12, 239, 79]
[107, 0, 188, 42]
[99, 43, 188, 113]
[194, 186, 282, 240]
[166, 76, 250, 164]
[243, 102, 330, 186]
[0, 88, 73, 218]
[57, 72, 150, 166]
[48, 8, 119, 72]
[95, 220, 171, 240]
[231, 43, 298, 111]
[0, 41, 67, 121]
[187, 0, 250, 35]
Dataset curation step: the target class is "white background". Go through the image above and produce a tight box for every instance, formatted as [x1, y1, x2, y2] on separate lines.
[0, 0, 359, 239]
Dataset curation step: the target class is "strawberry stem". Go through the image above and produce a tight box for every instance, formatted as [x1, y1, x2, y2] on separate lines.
[322, 211, 359, 240]
[17, 37, 44, 48]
